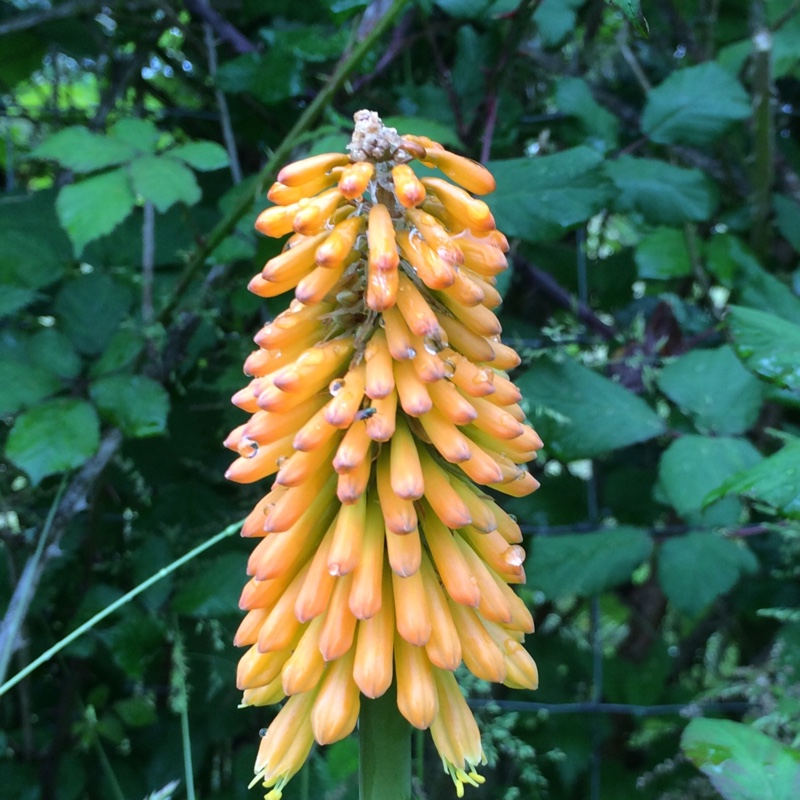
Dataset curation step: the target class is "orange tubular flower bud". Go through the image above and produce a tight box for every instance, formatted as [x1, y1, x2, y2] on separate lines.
[318, 571, 357, 661]
[392, 163, 426, 207]
[418, 406, 472, 463]
[437, 313, 496, 364]
[382, 305, 416, 361]
[449, 480, 497, 532]
[338, 160, 375, 199]
[421, 177, 496, 233]
[332, 422, 373, 473]
[422, 505, 481, 608]
[395, 634, 438, 729]
[418, 447, 472, 529]
[366, 259, 399, 311]
[390, 416, 424, 500]
[292, 188, 347, 236]
[262, 232, 328, 284]
[426, 379, 478, 426]
[315, 215, 365, 267]
[405, 207, 464, 266]
[281, 615, 326, 696]
[237, 643, 295, 692]
[337, 452, 371, 504]
[349, 499, 385, 620]
[368, 204, 400, 269]
[294, 519, 338, 623]
[268, 170, 340, 205]
[365, 391, 397, 442]
[420, 555, 462, 671]
[396, 229, 457, 290]
[394, 359, 433, 417]
[311, 648, 360, 744]
[353, 568, 395, 698]
[295, 258, 349, 305]
[454, 534, 512, 624]
[376, 446, 417, 534]
[455, 234, 508, 277]
[328, 493, 367, 577]
[422, 148, 496, 195]
[229, 112, 544, 798]
[364, 329, 395, 399]
[276, 152, 350, 186]
[396, 272, 443, 339]
[324, 361, 366, 428]
[448, 600, 507, 683]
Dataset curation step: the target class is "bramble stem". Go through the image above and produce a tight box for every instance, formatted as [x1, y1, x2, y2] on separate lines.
[359, 682, 412, 800]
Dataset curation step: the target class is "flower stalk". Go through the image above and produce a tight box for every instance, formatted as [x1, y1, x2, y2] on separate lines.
[227, 110, 542, 799]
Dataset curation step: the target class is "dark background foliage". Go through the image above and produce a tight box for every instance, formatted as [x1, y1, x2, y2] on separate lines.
[1, 1, 799, 799]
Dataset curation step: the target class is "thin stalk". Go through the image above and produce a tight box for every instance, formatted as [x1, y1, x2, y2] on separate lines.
[359, 682, 412, 800]
[0, 518, 242, 698]
[172, 627, 197, 800]
[0, 478, 66, 683]
[157, 0, 411, 327]
[92, 729, 128, 800]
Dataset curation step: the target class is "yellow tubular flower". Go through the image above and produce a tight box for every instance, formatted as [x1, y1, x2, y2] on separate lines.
[228, 111, 543, 798]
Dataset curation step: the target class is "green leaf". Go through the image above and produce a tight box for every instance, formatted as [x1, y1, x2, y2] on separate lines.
[109, 118, 160, 153]
[555, 77, 619, 149]
[705, 441, 800, 518]
[657, 346, 764, 435]
[0, 361, 62, 415]
[169, 141, 229, 171]
[172, 552, 244, 617]
[90, 375, 169, 438]
[681, 718, 800, 800]
[773, 193, 800, 253]
[516, 356, 665, 460]
[634, 227, 692, 279]
[642, 62, 751, 146]
[56, 169, 136, 255]
[27, 328, 83, 380]
[487, 148, 614, 242]
[0, 229, 65, 290]
[89, 328, 144, 377]
[727, 305, 800, 391]
[216, 49, 303, 105]
[658, 532, 757, 615]
[54, 272, 133, 355]
[658, 435, 762, 525]
[605, 156, 718, 224]
[528, 527, 653, 598]
[128, 155, 201, 213]
[0, 286, 37, 318]
[533, 0, 584, 47]
[5, 398, 100, 485]
[114, 696, 157, 728]
[31, 127, 136, 172]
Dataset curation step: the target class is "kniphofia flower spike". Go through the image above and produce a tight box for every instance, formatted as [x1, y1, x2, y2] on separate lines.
[227, 111, 542, 799]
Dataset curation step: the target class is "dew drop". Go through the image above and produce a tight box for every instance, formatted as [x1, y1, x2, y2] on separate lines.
[329, 378, 345, 396]
[505, 546, 525, 567]
[443, 359, 456, 378]
[328, 564, 343, 577]
[423, 336, 440, 355]
[508, 514, 517, 523]
[407, 347, 417, 358]
[276, 456, 287, 468]
[240, 438, 259, 458]
[259, 728, 268, 737]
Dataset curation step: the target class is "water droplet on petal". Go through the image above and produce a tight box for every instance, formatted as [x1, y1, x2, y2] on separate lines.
[329, 378, 345, 396]
[259, 728, 268, 737]
[506, 546, 525, 567]
[443, 359, 456, 378]
[407, 347, 417, 358]
[240, 438, 259, 458]
[276, 456, 287, 468]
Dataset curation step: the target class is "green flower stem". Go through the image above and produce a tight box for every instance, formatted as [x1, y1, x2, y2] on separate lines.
[0, 518, 243, 698]
[359, 682, 412, 800]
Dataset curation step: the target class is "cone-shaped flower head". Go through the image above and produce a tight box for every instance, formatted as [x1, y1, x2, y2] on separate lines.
[227, 110, 542, 798]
